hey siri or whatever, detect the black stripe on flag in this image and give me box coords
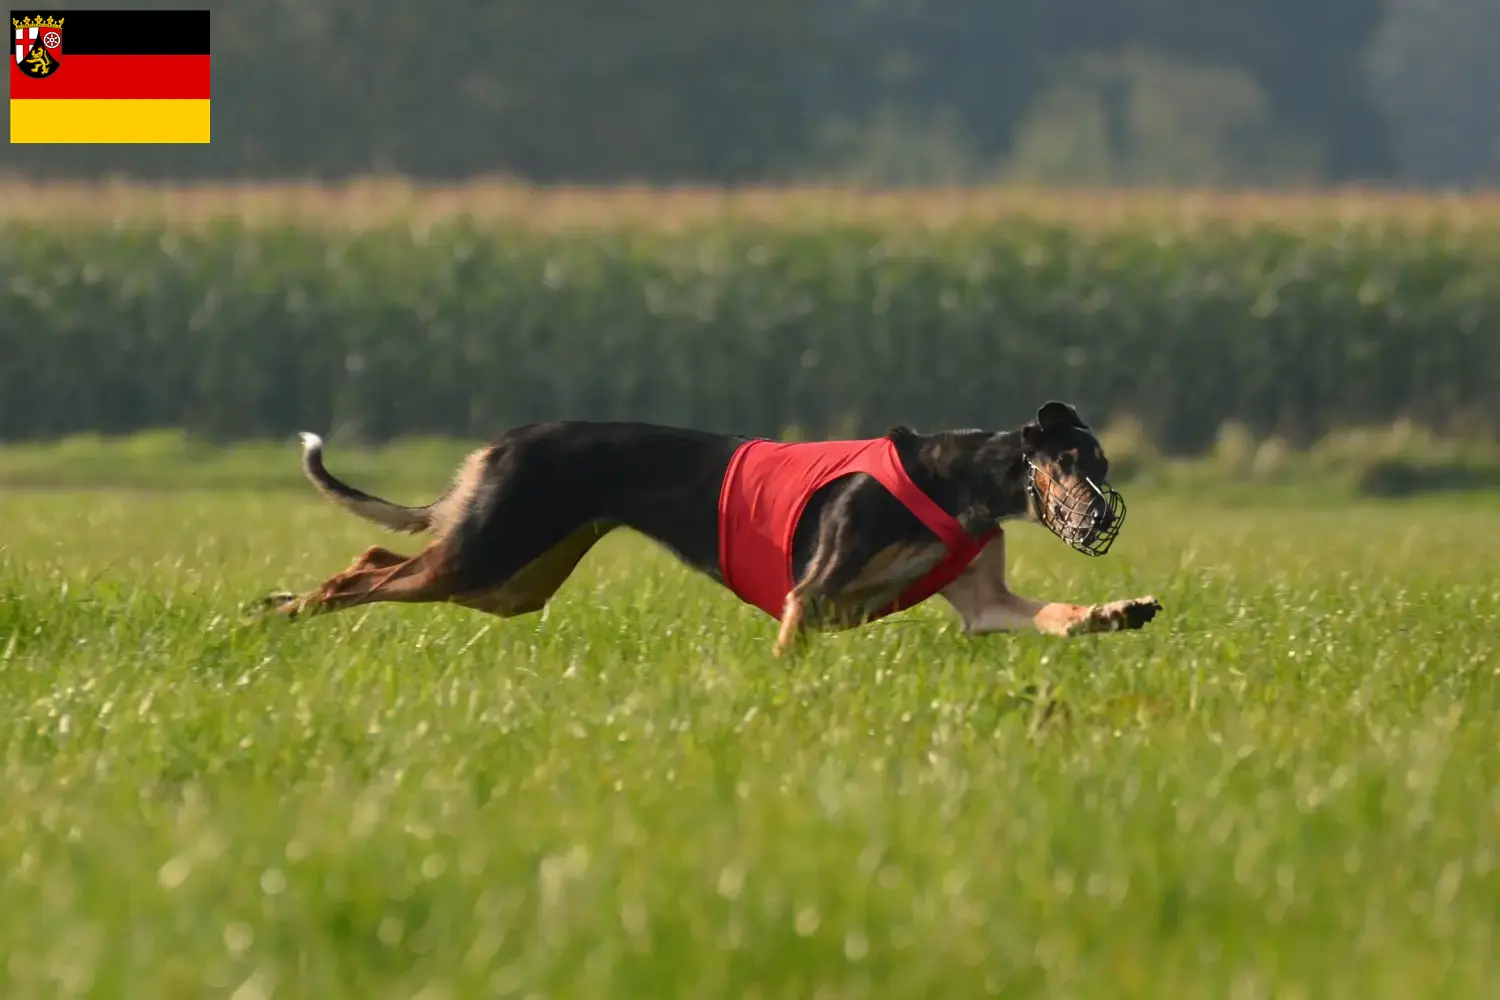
[9,9,209,55]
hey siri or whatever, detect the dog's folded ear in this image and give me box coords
[1036,400,1088,431]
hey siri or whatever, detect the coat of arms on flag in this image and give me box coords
[13,14,62,78]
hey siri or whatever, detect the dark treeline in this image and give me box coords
[3,218,1496,451]
[5,0,1413,185]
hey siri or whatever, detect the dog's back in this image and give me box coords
[301,420,745,580]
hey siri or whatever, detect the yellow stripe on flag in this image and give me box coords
[10,99,210,144]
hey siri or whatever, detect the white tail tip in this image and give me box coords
[298,432,324,453]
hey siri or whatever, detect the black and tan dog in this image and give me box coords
[267,401,1161,653]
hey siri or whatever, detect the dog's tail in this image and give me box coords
[297,432,441,534]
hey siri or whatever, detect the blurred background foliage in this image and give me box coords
[5,0,1500,478]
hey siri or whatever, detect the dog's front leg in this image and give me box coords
[773,591,809,658]
[939,530,1160,637]
[775,539,952,657]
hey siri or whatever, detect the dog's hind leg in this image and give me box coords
[263,545,409,612]
[270,543,464,619]
[272,522,619,623]
[344,545,408,573]
[450,522,617,619]
[938,530,1160,637]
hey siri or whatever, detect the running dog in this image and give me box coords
[266,401,1161,654]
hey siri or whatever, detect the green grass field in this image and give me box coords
[3,478,1499,999]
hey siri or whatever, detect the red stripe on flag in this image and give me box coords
[9,54,210,99]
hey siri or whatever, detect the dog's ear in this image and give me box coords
[1036,400,1087,431]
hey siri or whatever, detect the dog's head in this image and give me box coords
[1019,401,1125,556]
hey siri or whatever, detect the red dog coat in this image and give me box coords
[717,438,997,622]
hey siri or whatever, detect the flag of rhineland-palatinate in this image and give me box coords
[10,9,210,143]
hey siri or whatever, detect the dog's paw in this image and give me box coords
[1100,595,1162,631]
[1075,596,1161,634]
[247,591,301,619]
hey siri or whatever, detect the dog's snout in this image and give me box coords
[1053,485,1113,546]
[1027,456,1125,556]
[1092,500,1115,533]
